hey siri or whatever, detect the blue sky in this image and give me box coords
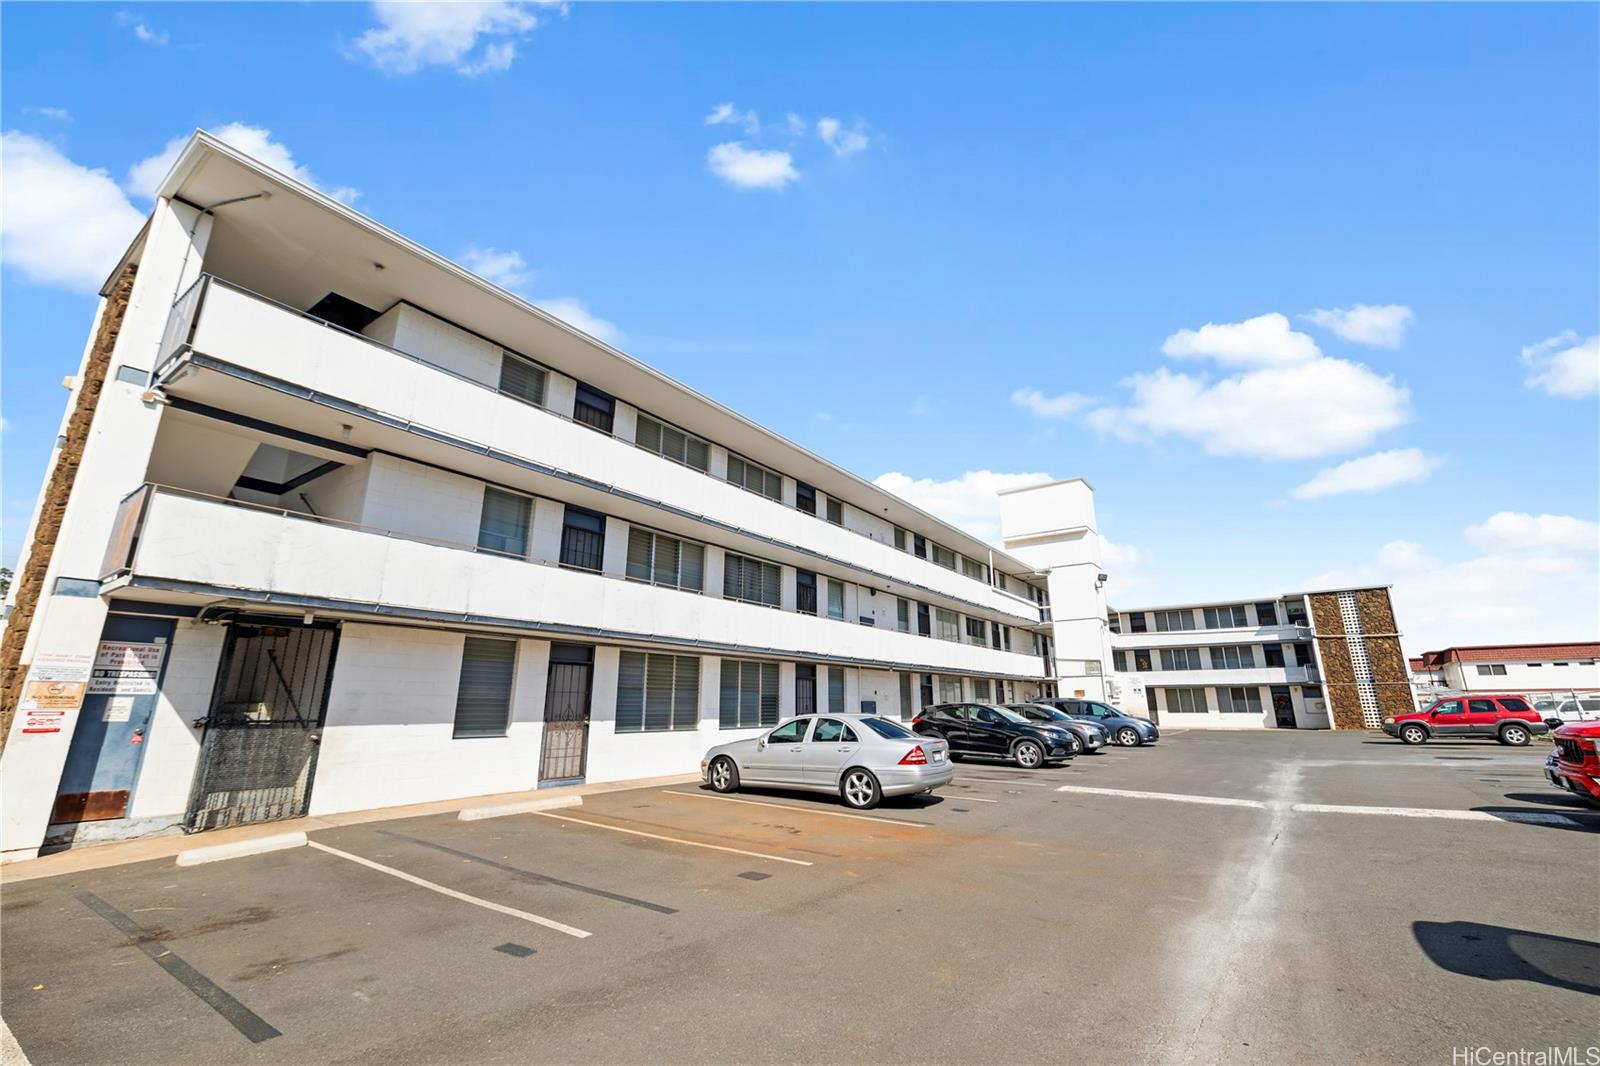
[2,2,1596,651]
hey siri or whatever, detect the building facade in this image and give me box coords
[0,134,1064,859]
[1410,643,1600,704]
[1102,587,1411,730]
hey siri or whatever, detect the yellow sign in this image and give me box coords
[22,680,86,711]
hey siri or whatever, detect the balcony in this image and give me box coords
[154,277,1038,624]
[1108,623,1315,650]
[1121,665,1315,687]
[101,486,1045,680]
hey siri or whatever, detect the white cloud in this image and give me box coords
[1302,304,1414,348]
[1,131,145,293]
[816,116,870,158]
[706,142,798,190]
[1161,312,1321,367]
[1521,330,1599,398]
[872,469,1054,547]
[704,103,760,137]
[785,113,807,138]
[116,11,169,45]
[1086,357,1410,460]
[1011,387,1092,418]
[1464,511,1600,555]
[1290,448,1441,500]
[1310,511,1599,652]
[535,297,622,345]
[28,106,72,122]
[459,246,536,292]
[354,1,545,77]
[127,123,359,204]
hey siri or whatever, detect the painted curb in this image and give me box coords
[175,831,308,867]
[458,795,583,821]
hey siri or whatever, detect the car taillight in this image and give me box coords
[900,745,928,765]
[910,715,923,725]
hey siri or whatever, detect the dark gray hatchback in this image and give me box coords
[1030,698,1160,747]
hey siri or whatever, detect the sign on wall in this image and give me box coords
[17,651,94,732]
[87,640,168,696]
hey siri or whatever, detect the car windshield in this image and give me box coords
[1013,704,1066,720]
[861,717,915,739]
[990,706,1030,724]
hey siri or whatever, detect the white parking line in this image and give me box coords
[1055,785,1598,827]
[661,791,930,828]
[947,794,999,803]
[960,778,1053,788]
[531,811,814,866]
[307,841,592,938]
[1055,785,1265,809]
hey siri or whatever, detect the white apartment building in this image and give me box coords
[1102,587,1412,730]
[1410,643,1600,702]
[0,133,1068,859]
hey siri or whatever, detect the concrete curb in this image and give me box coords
[175,831,308,867]
[458,795,582,821]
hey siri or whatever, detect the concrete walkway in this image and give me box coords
[0,772,700,884]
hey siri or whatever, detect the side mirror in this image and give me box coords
[756,738,767,750]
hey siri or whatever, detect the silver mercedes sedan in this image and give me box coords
[701,714,953,810]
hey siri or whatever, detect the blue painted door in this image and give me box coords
[51,615,174,824]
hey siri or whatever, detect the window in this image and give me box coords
[1255,602,1278,626]
[1165,687,1207,714]
[1216,686,1263,714]
[634,413,709,471]
[935,608,960,642]
[825,497,843,525]
[478,487,531,557]
[1002,626,1011,652]
[1204,605,1249,629]
[917,602,931,637]
[625,527,704,592]
[724,553,782,607]
[913,533,928,559]
[1496,697,1532,712]
[1160,647,1203,671]
[828,667,846,713]
[962,558,987,582]
[797,570,818,615]
[937,677,962,703]
[931,544,957,570]
[796,482,817,515]
[1433,700,1463,715]
[1528,662,1543,668]
[1154,610,1196,632]
[1129,612,1148,634]
[972,678,991,701]
[719,659,780,728]
[1263,643,1285,668]
[1133,650,1154,672]
[1476,664,1508,676]
[616,652,700,732]
[768,718,810,743]
[894,526,908,552]
[499,353,546,406]
[813,718,856,743]
[899,673,914,721]
[990,621,1003,650]
[920,673,934,709]
[452,637,517,738]
[827,579,845,620]
[1112,650,1128,672]
[865,715,914,739]
[559,507,606,572]
[726,454,782,500]
[1467,699,1496,714]
[1294,642,1314,667]
[896,598,910,633]
[795,663,816,715]
[1209,645,1257,670]
[965,617,987,645]
[1147,688,1158,713]
[573,383,614,433]
[1108,613,1122,634]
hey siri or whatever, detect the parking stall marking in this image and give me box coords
[531,811,814,866]
[1055,784,1267,809]
[660,790,932,828]
[76,892,281,1044]
[306,842,593,937]
[957,777,1055,788]
[1057,785,1598,827]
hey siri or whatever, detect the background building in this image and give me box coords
[1409,643,1599,705]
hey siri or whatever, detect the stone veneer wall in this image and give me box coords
[1308,588,1412,729]
[0,268,137,747]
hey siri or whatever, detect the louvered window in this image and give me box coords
[931,544,957,570]
[825,498,843,525]
[797,570,818,614]
[452,637,517,738]
[935,608,960,642]
[726,454,782,500]
[723,553,781,607]
[827,667,846,713]
[498,353,546,406]
[625,527,704,592]
[896,598,910,633]
[560,507,606,572]
[573,384,614,433]
[826,579,845,620]
[719,659,780,728]
[899,672,914,721]
[616,651,700,732]
[635,413,709,472]
[478,488,531,557]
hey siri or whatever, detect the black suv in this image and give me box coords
[911,703,1076,768]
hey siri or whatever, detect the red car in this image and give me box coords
[1381,695,1549,746]
[1545,722,1600,806]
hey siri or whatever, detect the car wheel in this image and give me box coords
[1498,724,1531,747]
[709,756,740,793]
[1399,724,1428,745]
[1116,727,1141,747]
[840,768,881,810]
[1014,740,1044,768]
[1066,736,1083,756]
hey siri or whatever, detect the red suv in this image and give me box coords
[1382,695,1549,746]
[1544,722,1600,806]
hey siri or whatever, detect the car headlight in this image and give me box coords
[1383,717,1395,725]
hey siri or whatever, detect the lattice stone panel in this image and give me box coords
[1338,591,1383,728]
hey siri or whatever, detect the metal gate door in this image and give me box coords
[185,622,339,831]
[539,644,593,784]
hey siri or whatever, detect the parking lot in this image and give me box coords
[3,730,1597,1065]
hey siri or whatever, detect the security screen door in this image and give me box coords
[540,644,594,783]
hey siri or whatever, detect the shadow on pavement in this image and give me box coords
[1468,805,1600,832]
[1413,921,1600,996]
[1500,791,1598,809]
